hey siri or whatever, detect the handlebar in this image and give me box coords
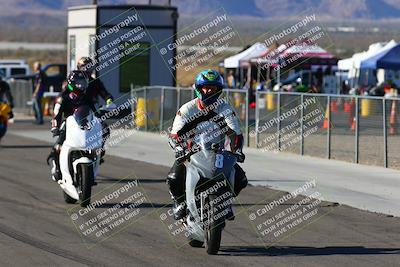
[96,104,117,117]
[176,143,244,164]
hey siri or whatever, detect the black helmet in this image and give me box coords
[77,57,94,73]
[66,70,89,95]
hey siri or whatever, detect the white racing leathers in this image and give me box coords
[169,98,243,153]
[168,98,245,198]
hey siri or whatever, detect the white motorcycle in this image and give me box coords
[57,105,104,207]
[178,123,240,254]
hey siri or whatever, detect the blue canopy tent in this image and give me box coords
[360,44,400,70]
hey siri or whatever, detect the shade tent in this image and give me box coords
[360,44,400,70]
[249,44,333,63]
[359,40,397,68]
[347,52,367,78]
[281,44,334,58]
[356,41,395,68]
[339,40,397,72]
[338,52,365,72]
[224,42,267,68]
[238,46,270,67]
[338,41,390,71]
[248,44,287,66]
[338,57,353,71]
[238,43,337,86]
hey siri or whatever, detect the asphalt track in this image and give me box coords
[0,122,399,267]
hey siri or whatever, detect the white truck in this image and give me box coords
[0,59,30,78]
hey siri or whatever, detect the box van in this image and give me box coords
[0,60,30,78]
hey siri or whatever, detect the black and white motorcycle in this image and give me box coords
[57,105,105,207]
[178,124,240,254]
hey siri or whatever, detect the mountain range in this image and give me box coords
[0,0,399,44]
[2,0,400,27]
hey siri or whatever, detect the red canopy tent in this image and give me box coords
[244,41,337,87]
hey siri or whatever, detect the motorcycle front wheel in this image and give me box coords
[188,239,204,248]
[63,191,77,204]
[79,164,93,207]
[205,194,225,255]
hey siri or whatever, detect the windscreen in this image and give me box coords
[73,105,91,129]
[192,121,224,151]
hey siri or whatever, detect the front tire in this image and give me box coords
[63,191,77,204]
[188,239,204,248]
[79,164,93,207]
[205,194,224,255]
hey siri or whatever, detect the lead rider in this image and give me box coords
[167,69,248,220]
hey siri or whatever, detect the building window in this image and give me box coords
[69,35,76,70]
[119,42,150,93]
[89,35,96,58]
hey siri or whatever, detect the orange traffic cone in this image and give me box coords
[389,100,397,135]
[344,101,351,113]
[323,105,330,129]
[43,98,50,116]
[330,100,338,113]
[351,117,356,131]
[349,98,355,129]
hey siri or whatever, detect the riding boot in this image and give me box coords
[47,148,61,182]
[166,161,187,220]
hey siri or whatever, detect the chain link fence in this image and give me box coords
[131,86,400,169]
[8,79,32,114]
[131,86,249,145]
[255,91,400,169]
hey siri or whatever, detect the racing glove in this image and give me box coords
[105,98,116,110]
[51,127,60,137]
[235,149,245,163]
[174,146,185,160]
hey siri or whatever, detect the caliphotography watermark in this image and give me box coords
[67,178,150,248]
[159,96,241,144]
[82,97,141,153]
[88,25,147,73]
[247,179,333,247]
[158,177,235,248]
[252,11,334,85]
[158,9,241,75]
[250,96,326,153]
[71,11,146,73]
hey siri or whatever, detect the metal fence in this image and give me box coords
[254,91,400,169]
[8,79,32,114]
[131,86,400,169]
[130,86,249,145]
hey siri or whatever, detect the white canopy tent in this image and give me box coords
[338,40,396,75]
[337,57,354,71]
[338,42,386,69]
[341,40,398,87]
[281,44,333,58]
[359,40,398,68]
[223,42,267,68]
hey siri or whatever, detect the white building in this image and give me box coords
[67,4,178,101]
